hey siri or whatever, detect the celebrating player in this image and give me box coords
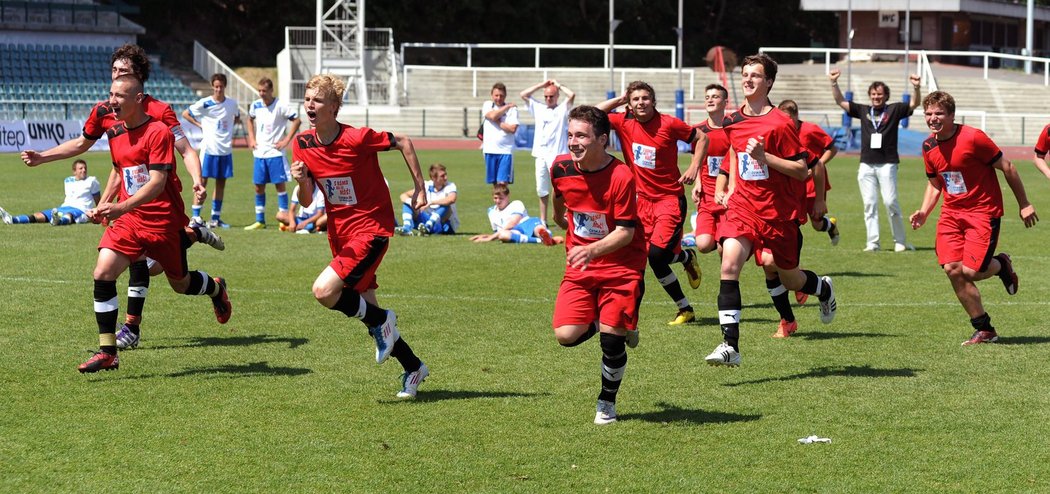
[291,74,430,399]
[550,105,647,425]
[910,91,1038,346]
[688,84,733,255]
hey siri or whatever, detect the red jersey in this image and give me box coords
[551,154,647,274]
[608,111,696,199]
[292,124,397,244]
[107,118,183,231]
[720,106,809,222]
[798,121,834,197]
[693,120,731,206]
[1034,123,1050,157]
[922,125,1004,217]
[83,95,186,142]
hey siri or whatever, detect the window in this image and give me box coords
[898,16,922,44]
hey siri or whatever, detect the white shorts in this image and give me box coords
[535,156,554,197]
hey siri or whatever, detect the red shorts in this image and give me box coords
[552,269,643,330]
[99,221,189,279]
[719,208,802,270]
[329,234,389,292]
[935,211,1000,272]
[696,199,727,237]
[638,194,685,252]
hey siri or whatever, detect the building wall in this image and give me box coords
[836,10,1049,57]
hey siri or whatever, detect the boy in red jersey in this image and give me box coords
[596,81,707,326]
[909,91,1038,346]
[704,54,838,366]
[1033,123,1050,181]
[777,100,840,245]
[551,106,647,425]
[77,75,232,373]
[290,74,430,399]
[20,44,223,351]
[689,84,733,255]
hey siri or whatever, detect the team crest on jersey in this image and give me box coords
[123,164,150,195]
[707,156,723,177]
[573,211,610,239]
[737,152,769,181]
[632,143,657,169]
[319,176,358,205]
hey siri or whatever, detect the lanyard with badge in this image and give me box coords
[869,106,884,149]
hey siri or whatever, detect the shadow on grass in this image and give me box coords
[146,334,309,350]
[824,271,891,278]
[390,389,548,403]
[166,361,312,378]
[794,331,898,341]
[724,365,920,387]
[685,316,773,326]
[620,401,761,425]
[996,336,1050,345]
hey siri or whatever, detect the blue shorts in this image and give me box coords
[253,156,288,185]
[513,217,543,237]
[202,153,234,179]
[485,153,514,184]
[46,206,86,223]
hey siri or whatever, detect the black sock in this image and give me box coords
[598,332,627,403]
[670,249,692,264]
[652,262,690,311]
[94,279,118,355]
[560,322,598,347]
[185,271,219,297]
[390,338,421,373]
[125,260,149,334]
[717,279,742,351]
[766,275,795,323]
[330,289,387,327]
[970,313,994,331]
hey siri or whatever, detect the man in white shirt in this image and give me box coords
[470,184,561,245]
[399,163,459,235]
[520,79,574,226]
[481,82,519,186]
[183,73,241,228]
[1,159,99,225]
[244,77,301,230]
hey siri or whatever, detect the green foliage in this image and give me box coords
[3,148,1050,491]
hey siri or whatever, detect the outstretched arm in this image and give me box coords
[21,136,95,167]
[519,80,547,103]
[908,74,922,111]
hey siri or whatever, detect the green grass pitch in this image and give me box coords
[2,146,1050,492]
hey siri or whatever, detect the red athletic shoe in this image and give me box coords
[773,319,798,338]
[211,277,232,324]
[795,292,809,305]
[962,330,999,346]
[997,254,1018,295]
[78,351,119,373]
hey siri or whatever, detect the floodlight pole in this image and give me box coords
[1025,0,1034,74]
[674,0,684,120]
[608,0,621,99]
[902,0,911,128]
[315,0,323,76]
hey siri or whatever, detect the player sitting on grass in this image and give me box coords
[0,159,99,226]
[398,163,459,235]
[470,184,563,245]
[277,184,327,234]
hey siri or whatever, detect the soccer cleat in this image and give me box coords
[704,342,741,367]
[396,362,430,399]
[368,310,400,364]
[295,229,311,235]
[682,248,702,289]
[594,399,618,425]
[50,208,63,226]
[397,225,413,236]
[538,228,556,246]
[244,221,266,231]
[78,351,119,373]
[195,224,226,251]
[997,253,1018,295]
[211,277,232,324]
[207,219,231,229]
[415,222,429,236]
[863,245,880,252]
[0,206,12,224]
[795,291,809,305]
[818,276,837,324]
[189,216,204,228]
[827,217,840,246]
[667,309,695,326]
[894,242,915,252]
[115,325,140,349]
[625,329,639,349]
[279,224,291,232]
[773,319,798,338]
[962,330,999,346]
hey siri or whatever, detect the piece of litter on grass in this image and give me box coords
[798,435,832,444]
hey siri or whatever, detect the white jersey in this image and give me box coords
[293,185,325,217]
[60,175,100,211]
[481,101,518,154]
[526,99,571,160]
[425,179,460,232]
[188,96,240,156]
[487,199,529,231]
[248,97,298,159]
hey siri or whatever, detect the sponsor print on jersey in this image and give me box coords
[707,155,723,177]
[632,143,658,169]
[573,211,610,239]
[941,171,968,195]
[123,164,150,195]
[320,176,358,206]
[737,152,769,181]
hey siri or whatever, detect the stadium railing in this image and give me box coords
[193,40,256,114]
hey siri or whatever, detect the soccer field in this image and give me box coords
[2,148,1049,492]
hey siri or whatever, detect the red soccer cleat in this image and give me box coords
[211,277,232,324]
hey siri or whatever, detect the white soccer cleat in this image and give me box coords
[49,208,62,226]
[705,342,741,367]
[0,206,11,224]
[594,399,618,425]
[189,216,204,228]
[368,310,400,364]
[819,276,837,324]
[396,362,429,399]
[195,223,226,251]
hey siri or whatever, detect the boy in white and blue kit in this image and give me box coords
[399,163,459,235]
[470,184,561,245]
[244,77,301,230]
[183,73,240,228]
[277,184,326,233]
[0,159,99,226]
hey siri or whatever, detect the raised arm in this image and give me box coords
[21,136,95,167]
[908,74,922,111]
[595,92,627,114]
[828,69,850,112]
[556,80,576,106]
[519,80,548,103]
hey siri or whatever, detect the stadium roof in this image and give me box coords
[800,0,1050,21]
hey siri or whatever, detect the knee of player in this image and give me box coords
[647,244,673,264]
